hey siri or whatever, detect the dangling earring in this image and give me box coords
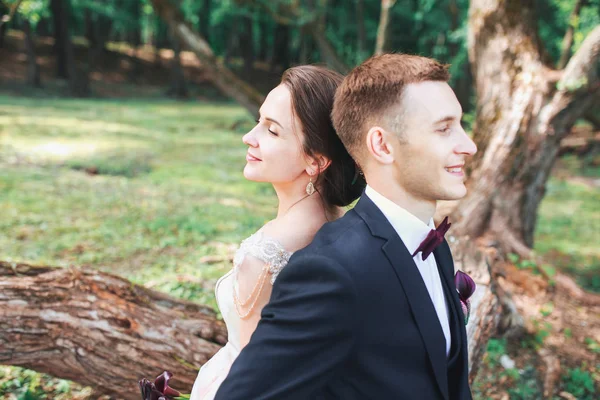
[306,176,315,196]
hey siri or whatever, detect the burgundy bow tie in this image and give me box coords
[412,217,451,261]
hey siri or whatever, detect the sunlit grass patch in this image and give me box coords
[535,177,600,292]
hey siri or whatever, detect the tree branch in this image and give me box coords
[548,25,600,138]
[150,0,264,117]
[557,0,585,70]
[0,261,226,398]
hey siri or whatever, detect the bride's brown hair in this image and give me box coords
[281,65,366,207]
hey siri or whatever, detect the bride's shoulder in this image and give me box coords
[261,216,320,253]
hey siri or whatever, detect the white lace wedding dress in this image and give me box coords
[189,228,293,400]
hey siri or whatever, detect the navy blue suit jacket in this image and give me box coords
[214,195,472,399]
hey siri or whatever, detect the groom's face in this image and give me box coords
[390,81,477,202]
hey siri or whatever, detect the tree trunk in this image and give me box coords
[241,15,254,70]
[23,20,41,87]
[557,0,584,69]
[374,0,396,55]
[0,261,226,399]
[150,0,264,117]
[306,0,349,73]
[130,0,142,48]
[453,2,600,254]
[167,30,188,98]
[0,3,8,49]
[355,0,367,62]
[448,0,600,377]
[258,16,270,62]
[271,23,290,71]
[50,0,68,78]
[199,0,211,44]
[57,0,90,96]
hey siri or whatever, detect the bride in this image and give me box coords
[189,65,366,399]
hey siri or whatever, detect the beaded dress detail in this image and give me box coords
[190,228,292,400]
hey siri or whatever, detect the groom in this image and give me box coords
[215,53,477,399]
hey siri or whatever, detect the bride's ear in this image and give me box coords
[306,154,331,176]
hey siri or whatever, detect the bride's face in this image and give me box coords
[242,84,309,184]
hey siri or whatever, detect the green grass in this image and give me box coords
[0,95,277,310]
[534,175,600,292]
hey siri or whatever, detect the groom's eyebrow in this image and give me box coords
[433,113,464,125]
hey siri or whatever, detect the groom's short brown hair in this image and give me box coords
[332,53,450,163]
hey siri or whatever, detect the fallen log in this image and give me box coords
[0,261,227,398]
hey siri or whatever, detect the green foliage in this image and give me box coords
[506,366,541,400]
[484,337,507,367]
[585,337,600,354]
[562,367,597,400]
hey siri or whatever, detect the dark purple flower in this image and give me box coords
[454,270,476,302]
[139,371,181,400]
[154,371,182,397]
[139,378,166,400]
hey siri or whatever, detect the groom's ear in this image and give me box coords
[306,154,332,175]
[366,126,395,165]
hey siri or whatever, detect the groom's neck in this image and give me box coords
[367,181,436,225]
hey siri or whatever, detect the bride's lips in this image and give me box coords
[246,153,261,162]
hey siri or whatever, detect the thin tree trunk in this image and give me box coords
[0,261,226,399]
[355,0,367,62]
[258,16,269,62]
[557,0,585,69]
[199,0,211,44]
[271,23,290,71]
[241,15,254,70]
[167,30,188,98]
[374,0,396,55]
[23,20,41,87]
[56,0,90,96]
[0,3,8,48]
[50,0,68,78]
[150,0,264,116]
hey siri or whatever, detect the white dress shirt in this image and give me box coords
[365,185,451,356]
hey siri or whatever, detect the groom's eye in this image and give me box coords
[437,126,451,135]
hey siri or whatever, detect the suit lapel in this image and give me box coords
[354,196,449,400]
[434,242,465,362]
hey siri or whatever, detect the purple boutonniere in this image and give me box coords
[139,371,189,400]
[454,270,476,325]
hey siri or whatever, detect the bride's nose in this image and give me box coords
[242,129,258,147]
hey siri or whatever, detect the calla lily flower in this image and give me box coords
[139,371,184,400]
[154,371,182,397]
[454,270,476,302]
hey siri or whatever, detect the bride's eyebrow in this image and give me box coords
[264,117,284,129]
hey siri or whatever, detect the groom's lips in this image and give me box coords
[445,164,464,176]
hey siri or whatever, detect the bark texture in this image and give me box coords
[0,261,226,398]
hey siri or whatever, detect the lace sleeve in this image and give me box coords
[232,231,293,320]
[234,231,293,284]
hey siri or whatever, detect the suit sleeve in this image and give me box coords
[214,253,357,400]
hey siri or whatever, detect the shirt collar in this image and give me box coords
[365,185,435,255]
